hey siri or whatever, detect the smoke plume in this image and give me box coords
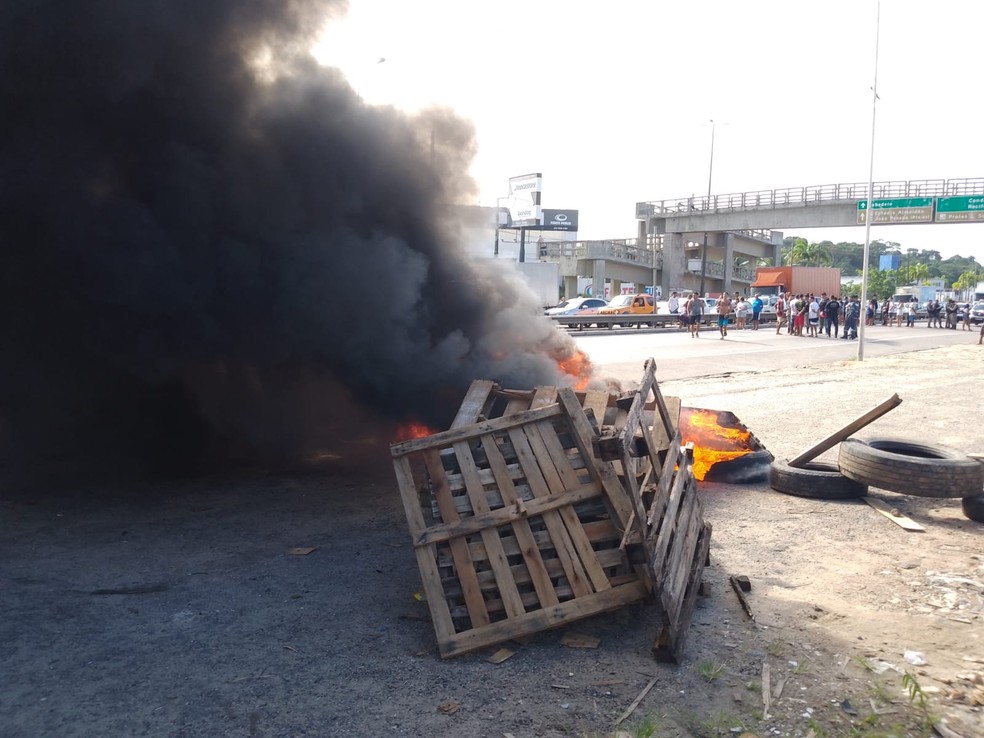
[0,0,580,479]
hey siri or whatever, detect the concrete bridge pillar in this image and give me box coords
[612,279,623,297]
[661,232,686,297]
[591,260,607,301]
[722,232,735,295]
[564,275,578,298]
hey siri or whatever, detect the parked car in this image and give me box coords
[598,293,655,315]
[970,301,984,325]
[544,297,608,316]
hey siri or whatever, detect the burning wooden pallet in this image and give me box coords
[390,359,710,662]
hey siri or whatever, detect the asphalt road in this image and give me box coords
[570,321,980,384]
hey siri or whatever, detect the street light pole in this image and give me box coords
[857,0,881,361]
[698,119,715,297]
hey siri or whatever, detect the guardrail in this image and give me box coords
[641,177,984,216]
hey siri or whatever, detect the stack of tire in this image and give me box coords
[770,438,984,523]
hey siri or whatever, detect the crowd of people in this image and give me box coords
[663,290,983,343]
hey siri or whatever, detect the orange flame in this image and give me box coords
[553,348,594,391]
[678,408,754,481]
[394,422,435,441]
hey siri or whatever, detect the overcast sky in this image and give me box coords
[315,0,984,261]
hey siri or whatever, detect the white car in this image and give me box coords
[544,297,609,316]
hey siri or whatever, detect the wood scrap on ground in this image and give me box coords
[862,497,926,531]
[787,394,902,467]
[613,675,659,726]
[729,576,755,620]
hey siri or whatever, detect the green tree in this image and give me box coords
[866,268,898,300]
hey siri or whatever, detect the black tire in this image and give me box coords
[838,438,984,498]
[962,494,984,523]
[769,459,867,500]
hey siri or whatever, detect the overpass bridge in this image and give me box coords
[634,177,984,297]
[537,229,781,300]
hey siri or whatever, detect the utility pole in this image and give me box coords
[857,0,881,361]
[698,119,715,297]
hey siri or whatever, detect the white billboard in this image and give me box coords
[506,172,542,228]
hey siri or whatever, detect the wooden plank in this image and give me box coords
[862,496,926,531]
[422,450,491,628]
[450,380,497,428]
[617,360,654,452]
[392,456,457,641]
[453,440,526,619]
[556,387,638,530]
[646,440,681,529]
[788,394,902,467]
[581,390,611,429]
[506,423,593,598]
[529,416,612,593]
[479,433,560,609]
[391,403,563,456]
[649,396,681,452]
[415,479,605,547]
[650,460,692,578]
[652,522,712,662]
[439,580,650,658]
[661,486,703,626]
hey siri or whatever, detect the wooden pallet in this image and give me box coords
[391,387,649,658]
[392,359,709,661]
[646,440,713,662]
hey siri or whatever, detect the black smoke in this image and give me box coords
[0,0,578,480]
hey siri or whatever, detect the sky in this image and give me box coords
[314,0,984,261]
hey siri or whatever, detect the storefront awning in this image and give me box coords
[751,272,786,288]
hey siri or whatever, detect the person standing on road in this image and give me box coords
[751,294,763,330]
[927,299,942,328]
[843,296,861,339]
[668,291,683,330]
[685,293,704,337]
[807,294,820,337]
[906,301,917,327]
[775,293,787,334]
[735,295,750,330]
[824,295,841,338]
[716,293,733,339]
[963,303,973,331]
[945,299,958,329]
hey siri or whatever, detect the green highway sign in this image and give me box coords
[856,197,935,224]
[935,195,984,222]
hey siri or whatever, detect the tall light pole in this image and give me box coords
[857,0,881,360]
[698,119,715,297]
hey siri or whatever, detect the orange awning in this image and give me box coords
[751,272,786,288]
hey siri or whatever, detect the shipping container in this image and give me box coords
[751,267,842,297]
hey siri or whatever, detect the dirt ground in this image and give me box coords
[2,344,982,738]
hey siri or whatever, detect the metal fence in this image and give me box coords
[643,177,984,216]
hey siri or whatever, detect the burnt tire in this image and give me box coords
[769,459,867,500]
[963,494,984,523]
[838,438,984,498]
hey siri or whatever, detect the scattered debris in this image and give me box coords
[761,661,772,720]
[486,648,515,664]
[904,650,928,666]
[436,700,461,715]
[841,698,857,715]
[733,575,752,592]
[560,632,600,649]
[862,497,925,531]
[286,546,317,556]
[730,576,755,621]
[613,675,658,726]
